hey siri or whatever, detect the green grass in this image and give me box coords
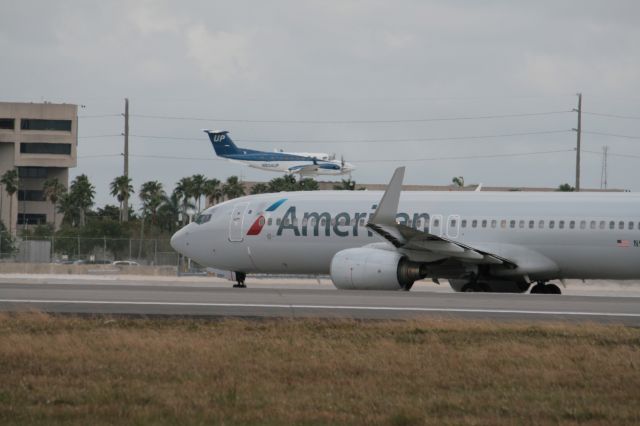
[0,313,639,425]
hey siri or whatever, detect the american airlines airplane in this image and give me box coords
[170,167,640,294]
[204,130,355,176]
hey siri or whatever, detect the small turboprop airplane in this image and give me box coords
[170,167,640,294]
[204,130,355,176]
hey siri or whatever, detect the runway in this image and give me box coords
[1,276,639,324]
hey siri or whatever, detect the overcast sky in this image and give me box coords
[2,1,640,208]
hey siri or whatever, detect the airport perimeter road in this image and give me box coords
[1,278,640,324]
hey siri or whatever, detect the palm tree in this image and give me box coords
[157,192,182,232]
[267,175,298,193]
[223,176,246,200]
[57,191,78,226]
[70,174,95,227]
[174,177,194,225]
[110,175,134,222]
[191,174,206,213]
[452,176,464,188]
[42,178,66,229]
[1,169,19,234]
[139,181,165,225]
[250,183,270,194]
[203,178,223,207]
[333,179,356,190]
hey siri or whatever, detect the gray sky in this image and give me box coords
[2,0,640,208]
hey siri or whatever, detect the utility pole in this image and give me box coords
[600,146,609,190]
[573,93,582,192]
[123,98,130,222]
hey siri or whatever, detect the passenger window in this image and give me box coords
[472,220,478,228]
[500,220,507,229]
[519,220,524,229]
[538,220,544,229]
[461,220,467,228]
[509,220,516,228]
[359,218,365,226]
[630,222,635,230]
[321,218,327,226]
[599,221,605,230]
[559,221,564,229]
[276,218,281,226]
[579,221,586,229]
[570,221,575,229]
[482,220,487,228]
[491,220,497,229]
[529,220,534,229]
[590,221,596,229]
[549,220,555,229]
[284,218,290,226]
[415,219,421,228]
[268,218,273,226]
[450,219,457,227]
[609,221,615,230]
[619,221,624,230]
[434,219,440,227]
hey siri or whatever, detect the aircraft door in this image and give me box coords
[229,203,249,242]
[430,214,443,236]
[447,215,460,238]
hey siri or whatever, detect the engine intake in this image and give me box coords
[330,247,424,290]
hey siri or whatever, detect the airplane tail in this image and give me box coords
[204,130,240,156]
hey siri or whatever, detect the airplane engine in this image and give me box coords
[330,247,425,290]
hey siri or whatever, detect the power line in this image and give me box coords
[583,111,640,120]
[76,149,574,162]
[78,114,122,118]
[78,129,571,144]
[583,130,640,140]
[129,110,573,124]
[584,149,640,159]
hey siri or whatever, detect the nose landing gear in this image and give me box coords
[233,271,247,288]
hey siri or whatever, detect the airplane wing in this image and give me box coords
[365,168,516,267]
[288,164,320,174]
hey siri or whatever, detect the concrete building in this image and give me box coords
[0,102,78,235]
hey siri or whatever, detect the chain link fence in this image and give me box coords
[0,234,179,266]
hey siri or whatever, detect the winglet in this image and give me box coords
[369,167,405,226]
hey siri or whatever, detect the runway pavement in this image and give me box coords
[0,275,639,324]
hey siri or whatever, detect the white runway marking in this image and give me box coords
[1,299,639,318]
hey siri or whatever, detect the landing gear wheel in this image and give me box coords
[462,282,489,292]
[546,284,561,294]
[234,272,247,289]
[530,282,561,295]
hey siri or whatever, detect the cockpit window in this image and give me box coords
[195,213,212,224]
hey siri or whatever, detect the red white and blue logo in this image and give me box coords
[246,198,287,236]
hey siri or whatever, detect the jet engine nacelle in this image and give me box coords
[330,247,424,290]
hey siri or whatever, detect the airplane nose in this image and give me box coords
[170,228,187,254]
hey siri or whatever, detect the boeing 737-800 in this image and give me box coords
[205,130,355,176]
[170,167,640,294]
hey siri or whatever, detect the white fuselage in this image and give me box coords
[170,191,640,281]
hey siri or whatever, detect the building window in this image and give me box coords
[18,190,45,202]
[18,167,48,179]
[0,118,15,130]
[20,143,71,155]
[20,119,72,131]
[17,213,47,225]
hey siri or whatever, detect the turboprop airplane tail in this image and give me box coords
[204,130,240,157]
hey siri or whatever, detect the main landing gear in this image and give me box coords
[530,281,561,295]
[233,271,247,288]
